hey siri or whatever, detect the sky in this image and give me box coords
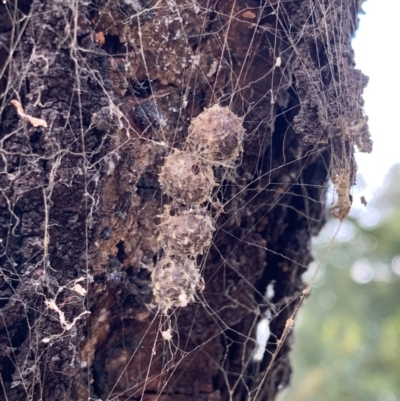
[352,0,400,205]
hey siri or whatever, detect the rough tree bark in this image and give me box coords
[0,1,371,400]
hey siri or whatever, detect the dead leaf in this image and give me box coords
[95,31,105,47]
[10,99,48,128]
[72,283,87,296]
[242,10,256,19]
[330,169,352,221]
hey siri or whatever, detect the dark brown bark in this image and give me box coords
[0,1,371,400]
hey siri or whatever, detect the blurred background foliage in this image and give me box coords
[279,163,400,401]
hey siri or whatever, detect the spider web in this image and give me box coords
[0,0,372,400]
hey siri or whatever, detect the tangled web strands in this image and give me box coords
[153,104,245,312]
[0,1,371,401]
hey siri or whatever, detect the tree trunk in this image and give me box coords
[0,1,371,400]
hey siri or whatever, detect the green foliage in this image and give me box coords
[279,164,400,401]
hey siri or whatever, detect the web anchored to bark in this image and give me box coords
[0,1,371,400]
[153,105,245,311]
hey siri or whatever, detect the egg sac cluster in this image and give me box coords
[152,104,245,312]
